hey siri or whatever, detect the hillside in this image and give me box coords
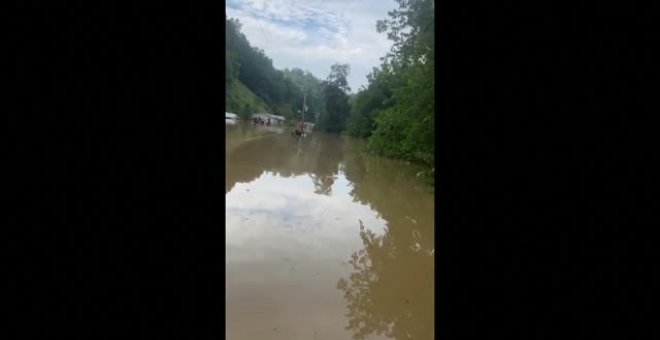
[226,18,323,122]
[225,80,270,118]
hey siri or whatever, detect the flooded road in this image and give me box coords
[226,122,435,340]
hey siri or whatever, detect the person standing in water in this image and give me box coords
[298,119,305,136]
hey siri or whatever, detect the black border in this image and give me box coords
[437,2,657,338]
[9,1,658,339]
[10,3,227,338]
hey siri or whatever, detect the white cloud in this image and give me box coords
[226,172,388,263]
[227,0,398,92]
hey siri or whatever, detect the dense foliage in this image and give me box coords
[225,17,321,121]
[226,0,434,170]
[281,68,325,123]
[316,64,352,133]
[346,0,435,168]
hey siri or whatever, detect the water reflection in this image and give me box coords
[336,144,435,340]
[337,220,434,340]
[309,135,343,196]
[226,128,344,195]
[226,122,434,340]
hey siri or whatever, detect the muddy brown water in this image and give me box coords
[226,122,434,340]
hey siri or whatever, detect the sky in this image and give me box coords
[226,0,398,93]
[226,171,387,261]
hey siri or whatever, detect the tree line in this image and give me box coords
[226,18,322,122]
[346,0,434,168]
[226,16,352,127]
[226,0,434,170]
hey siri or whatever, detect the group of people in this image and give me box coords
[292,119,306,137]
[251,115,308,136]
[252,117,272,126]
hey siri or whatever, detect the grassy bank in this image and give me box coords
[225,80,270,118]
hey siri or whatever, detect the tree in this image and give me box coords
[363,0,435,167]
[325,64,351,93]
[346,65,400,138]
[226,17,325,120]
[225,18,241,83]
[282,68,325,123]
[317,64,351,133]
[376,0,434,68]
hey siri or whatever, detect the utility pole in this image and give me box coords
[302,91,306,123]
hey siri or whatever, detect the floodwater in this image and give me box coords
[226,122,434,340]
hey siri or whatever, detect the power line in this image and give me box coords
[256,17,268,43]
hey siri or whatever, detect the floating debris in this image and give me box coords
[406,216,418,224]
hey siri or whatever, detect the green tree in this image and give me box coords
[282,68,325,123]
[226,17,317,119]
[364,0,435,167]
[317,64,351,133]
[346,65,400,138]
[225,18,241,83]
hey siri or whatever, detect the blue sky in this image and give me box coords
[226,0,398,93]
